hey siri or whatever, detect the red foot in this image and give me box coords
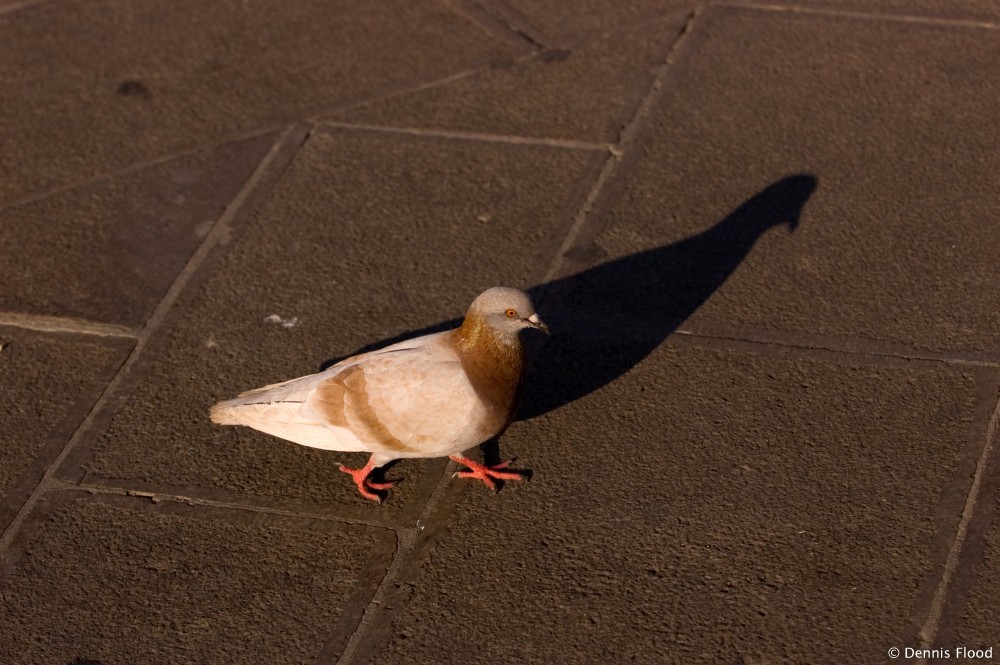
[338,459,398,503]
[449,455,527,492]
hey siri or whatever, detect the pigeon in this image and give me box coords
[209,287,549,502]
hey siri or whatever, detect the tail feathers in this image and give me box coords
[208,398,303,428]
[209,400,244,425]
[207,398,361,452]
[211,373,324,426]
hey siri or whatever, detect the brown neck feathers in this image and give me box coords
[452,314,527,428]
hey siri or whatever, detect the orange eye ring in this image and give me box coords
[505,308,517,318]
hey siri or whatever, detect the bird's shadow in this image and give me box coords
[323,174,817,453]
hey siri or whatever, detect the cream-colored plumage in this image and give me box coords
[210,287,548,502]
[212,331,493,461]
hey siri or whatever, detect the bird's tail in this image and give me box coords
[209,400,244,425]
[209,373,318,426]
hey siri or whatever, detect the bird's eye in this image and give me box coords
[505,308,517,318]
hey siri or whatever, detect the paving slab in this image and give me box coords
[0,0,518,206]
[331,16,685,144]
[0,134,276,328]
[0,329,128,533]
[570,6,1000,355]
[64,128,599,522]
[0,491,395,665]
[358,339,985,664]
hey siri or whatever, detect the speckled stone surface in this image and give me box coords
[571,7,1000,354]
[0,493,395,665]
[0,330,126,532]
[362,341,981,664]
[0,0,517,205]
[332,17,686,144]
[0,134,275,327]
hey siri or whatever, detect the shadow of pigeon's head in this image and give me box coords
[745,173,817,234]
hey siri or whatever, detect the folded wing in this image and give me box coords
[209,332,485,456]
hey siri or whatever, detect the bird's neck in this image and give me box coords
[452,314,527,411]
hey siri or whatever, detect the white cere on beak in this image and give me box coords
[527,312,550,334]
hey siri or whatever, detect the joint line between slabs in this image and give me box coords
[538,6,703,287]
[54,480,396,531]
[320,121,612,152]
[0,125,308,556]
[0,125,286,215]
[672,329,1000,368]
[0,0,53,16]
[0,313,137,339]
[437,0,546,50]
[332,462,460,665]
[311,58,531,121]
[917,392,1000,654]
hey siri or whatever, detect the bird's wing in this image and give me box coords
[302,341,485,456]
[217,331,453,407]
[210,331,482,454]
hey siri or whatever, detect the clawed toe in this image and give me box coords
[364,478,398,491]
[449,455,528,492]
[338,460,399,503]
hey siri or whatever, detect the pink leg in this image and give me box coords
[337,458,398,503]
[449,455,527,493]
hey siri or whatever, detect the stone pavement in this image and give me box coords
[1,0,999,663]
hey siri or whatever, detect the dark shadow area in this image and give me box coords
[521,173,817,418]
[323,175,817,423]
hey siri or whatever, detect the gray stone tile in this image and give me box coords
[70,128,598,519]
[573,7,1000,353]
[331,17,685,144]
[0,134,275,327]
[0,330,127,532]
[0,0,517,205]
[0,492,394,665]
[361,340,982,664]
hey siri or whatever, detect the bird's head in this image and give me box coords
[462,287,549,346]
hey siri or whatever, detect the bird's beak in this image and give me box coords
[527,313,550,334]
